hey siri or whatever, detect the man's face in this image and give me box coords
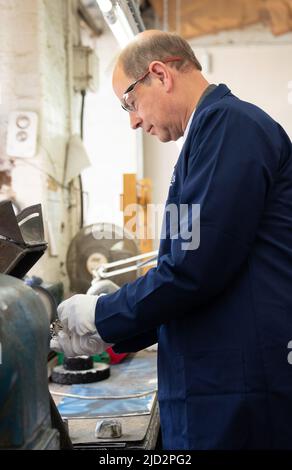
[112,65,183,143]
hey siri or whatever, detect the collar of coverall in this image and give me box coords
[182,84,218,144]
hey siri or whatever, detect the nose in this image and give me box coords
[129,112,142,130]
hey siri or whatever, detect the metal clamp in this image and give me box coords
[92,250,158,281]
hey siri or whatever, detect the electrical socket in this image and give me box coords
[6,111,38,158]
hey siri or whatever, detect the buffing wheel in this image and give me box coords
[51,362,110,385]
[63,356,93,371]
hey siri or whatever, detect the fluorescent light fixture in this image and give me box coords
[96,0,144,47]
[97,0,112,13]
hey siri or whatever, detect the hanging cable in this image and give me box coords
[80,90,86,140]
[79,89,86,229]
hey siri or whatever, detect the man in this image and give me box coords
[51,30,292,449]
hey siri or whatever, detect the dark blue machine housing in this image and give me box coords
[0,274,59,449]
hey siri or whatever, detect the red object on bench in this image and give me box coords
[106,347,128,364]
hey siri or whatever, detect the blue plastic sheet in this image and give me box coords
[57,354,157,418]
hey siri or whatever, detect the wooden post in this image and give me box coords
[120,173,153,274]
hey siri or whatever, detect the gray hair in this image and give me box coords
[118,31,202,81]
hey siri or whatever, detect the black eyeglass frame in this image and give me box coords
[121,56,183,112]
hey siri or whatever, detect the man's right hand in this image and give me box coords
[50,330,111,357]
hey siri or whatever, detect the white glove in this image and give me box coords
[50,294,113,357]
[50,330,111,357]
[57,294,98,336]
[87,279,119,296]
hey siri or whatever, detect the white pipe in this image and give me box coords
[51,389,157,400]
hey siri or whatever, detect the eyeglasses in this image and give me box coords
[121,56,182,112]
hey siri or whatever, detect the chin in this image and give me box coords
[157,128,180,143]
[158,136,171,143]
[157,132,172,143]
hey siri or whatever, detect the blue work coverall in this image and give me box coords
[95,84,292,449]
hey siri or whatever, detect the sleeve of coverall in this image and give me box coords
[112,329,158,354]
[96,105,277,347]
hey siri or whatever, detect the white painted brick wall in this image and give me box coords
[0,0,81,288]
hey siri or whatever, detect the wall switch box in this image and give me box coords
[73,46,99,92]
[6,111,38,158]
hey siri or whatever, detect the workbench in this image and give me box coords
[49,350,160,450]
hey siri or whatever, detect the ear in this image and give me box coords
[148,61,173,92]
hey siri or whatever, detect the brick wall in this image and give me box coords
[0,0,81,287]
